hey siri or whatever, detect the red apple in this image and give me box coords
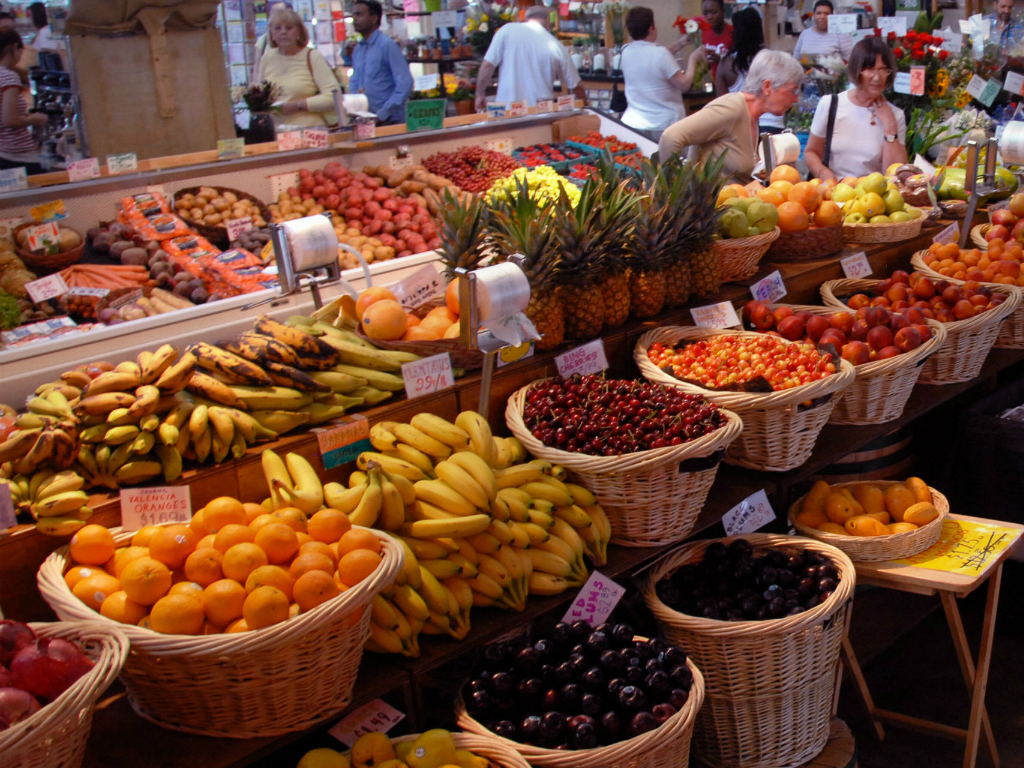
[941,285,962,305]
[841,341,871,365]
[903,307,925,324]
[992,208,1018,228]
[742,300,760,322]
[889,313,911,332]
[987,223,1011,242]
[10,638,93,702]
[866,325,894,351]
[894,326,922,351]
[806,315,831,342]
[0,688,41,729]
[872,279,893,296]
[1010,193,1024,218]
[1012,218,1024,243]
[777,315,806,341]
[0,621,35,666]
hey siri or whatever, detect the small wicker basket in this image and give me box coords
[37,525,404,738]
[506,380,744,547]
[457,657,705,768]
[171,186,271,249]
[14,223,85,273]
[788,480,949,561]
[819,277,1021,384]
[910,249,1024,350]
[714,227,780,283]
[357,299,486,370]
[766,224,843,262]
[841,208,927,243]
[0,621,129,768]
[643,534,856,768]
[971,223,991,250]
[635,328,855,472]
[390,732,532,768]
[768,304,947,425]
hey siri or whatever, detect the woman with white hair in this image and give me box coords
[658,49,803,183]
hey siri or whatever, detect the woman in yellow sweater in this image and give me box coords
[258,6,339,128]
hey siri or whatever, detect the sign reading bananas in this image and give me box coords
[317,415,371,470]
[120,486,192,531]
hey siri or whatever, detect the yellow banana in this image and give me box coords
[467,532,502,555]
[348,471,368,487]
[527,509,555,530]
[490,495,511,522]
[104,425,140,445]
[487,519,515,546]
[131,431,155,455]
[554,504,594,530]
[31,490,90,518]
[566,482,598,507]
[385,471,416,507]
[447,451,498,503]
[329,365,404,391]
[494,461,549,489]
[356,451,429,482]
[454,410,494,466]
[531,499,555,514]
[282,452,324,514]
[193,426,213,463]
[401,537,450,561]
[529,572,573,596]
[506,436,527,464]
[385,444,436,478]
[348,468,382,527]
[127,385,161,419]
[80,370,140,398]
[527,548,574,578]
[378,474,406,531]
[206,407,236,445]
[139,413,160,433]
[550,516,586,559]
[324,481,366,513]
[409,413,471,450]
[477,554,511,587]
[230,432,248,460]
[497,488,531,521]
[369,422,399,451]
[158,422,179,447]
[413,479,477,517]
[387,582,430,622]
[188,404,210,442]
[420,558,464,580]
[226,384,309,411]
[434,460,490,510]
[393,423,451,459]
[224,408,261,444]
[517,521,551,546]
[495,544,528,584]
[491,436,513,470]
[162,400,196,429]
[35,516,87,536]
[522,480,573,508]
[466,572,504,600]
[138,344,179,384]
[443,576,474,614]
[371,594,402,630]
[249,410,311,436]
[154,444,183,483]
[368,622,405,655]
[211,430,231,463]
[189,341,274,386]
[115,460,164,484]
[352,386,392,406]
[154,352,197,394]
[504,521,532,549]
[395,538,422,590]
[410,499,458,521]
[73,392,136,417]
[400,514,491,539]
[262,449,293,508]
[35,470,80,499]
[453,537,479,566]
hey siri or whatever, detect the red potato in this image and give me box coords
[398,250,413,257]
[299,169,312,179]
[382,221,396,234]
[394,239,406,251]
[366,220,383,235]
[325,194,341,210]
[344,207,363,220]
[379,234,396,247]
[299,178,315,193]
[373,188,392,202]
[360,189,374,203]
[287,186,300,197]
[398,205,415,216]
[374,209,393,221]
[383,199,400,212]
[428,237,442,250]
[367,178,383,189]
[420,225,437,241]
[364,201,381,215]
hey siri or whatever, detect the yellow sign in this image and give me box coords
[891,519,1021,576]
[30,199,67,223]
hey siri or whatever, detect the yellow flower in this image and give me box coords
[481,13,489,21]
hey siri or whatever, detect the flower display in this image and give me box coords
[464,1,516,56]
[231,81,283,113]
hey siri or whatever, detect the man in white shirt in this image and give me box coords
[474,6,584,112]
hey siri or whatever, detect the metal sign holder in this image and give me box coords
[959,137,999,250]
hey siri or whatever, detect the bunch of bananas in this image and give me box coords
[0,469,93,535]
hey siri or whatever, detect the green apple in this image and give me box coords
[832,183,857,203]
[854,183,868,199]
[883,189,905,215]
[863,172,887,196]
[747,226,762,236]
[889,210,913,222]
[904,206,923,219]
[724,197,753,214]
[845,212,868,223]
[869,214,892,224]
[746,200,779,234]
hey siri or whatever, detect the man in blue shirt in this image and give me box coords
[350,0,413,124]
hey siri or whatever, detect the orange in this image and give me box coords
[148,525,198,570]
[64,565,99,590]
[722,182,749,199]
[202,579,247,626]
[72,572,122,611]
[120,557,172,605]
[272,507,308,534]
[308,509,352,544]
[214,523,256,554]
[202,621,224,635]
[406,313,422,329]
[254,522,300,564]
[425,305,459,324]
[170,568,190,584]
[189,509,210,537]
[444,322,462,339]
[768,179,794,198]
[445,279,460,315]
[355,286,398,320]
[109,546,147,577]
[777,201,810,233]
[149,593,205,635]
[755,188,785,207]
[337,528,382,557]
[100,590,149,625]
[245,564,295,600]
[248,513,277,533]
[69,524,116,566]
[787,182,822,214]
[183,547,224,586]
[290,602,302,618]
[295,532,313,547]
[242,502,265,524]
[300,540,338,566]
[419,315,453,336]
[243,585,290,630]
[289,551,335,581]
[203,497,247,533]
[197,534,216,550]
[168,581,205,598]
[137,616,152,630]
[813,201,842,227]
[225,618,249,633]
[770,164,801,185]
[403,325,441,341]
[131,525,161,548]
[222,542,269,583]
[294,570,341,612]
[337,549,383,587]
[361,299,410,341]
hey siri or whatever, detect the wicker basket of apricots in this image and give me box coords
[911,239,1024,350]
[789,478,948,561]
[37,499,404,738]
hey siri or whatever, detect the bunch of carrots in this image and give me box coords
[59,264,151,290]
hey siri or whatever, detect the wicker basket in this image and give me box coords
[767,304,947,425]
[971,223,991,250]
[506,381,744,547]
[1,621,129,768]
[714,227,780,283]
[14,223,85,273]
[171,186,271,249]
[766,224,843,262]
[457,657,705,768]
[634,328,855,472]
[841,208,927,243]
[788,481,948,561]
[390,732,532,768]
[357,299,486,371]
[37,525,404,738]
[820,278,1021,384]
[910,249,1024,350]
[643,534,856,768]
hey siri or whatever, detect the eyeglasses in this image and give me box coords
[863,66,892,78]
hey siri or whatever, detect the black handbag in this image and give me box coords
[806,89,839,181]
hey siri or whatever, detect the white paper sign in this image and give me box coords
[722,488,776,536]
[536,99,555,112]
[486,103,507,119]
[940,32,963,53]
[303,128,329,148]
[119,486,192,531]
[106,152,138,175]
[277,130,303,151]
[67,287,110,298]
[893,71,912,95]
[827,14,857,33]
[965,74,989,101]
[1005,71,1024,96]
[562,571,625,626]
[269,171,300,201]
[68,158,100,183]
[388,155,416,170]
[25,221,60,251]
[913,153,937,179]
[431,10,458,26]
[841,252,872,279]
[226,217,254,241]
[555,339,609,378]
[0,483,16,532]
[25,273,70,304]
[390,264,444,309]
[959,19,973,34]
[414,73,439,91]
[933,222,960,245]
[402,353,454,398]
[509,99,528,117]
[0,166,28,192]
[328,699,405,747]
[483,136,513,155]
[691,301,741,329]
[750,270,786,303]
[557,95,575,111]
[878,16,907,37]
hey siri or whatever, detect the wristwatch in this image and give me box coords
[884,133,898,143]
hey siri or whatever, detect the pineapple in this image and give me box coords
[627,160,687,318]
[436,188,489,280]
[679,152,727,297]
[553,181,613,341]
[489,180,565,351]
[591,153,639,327]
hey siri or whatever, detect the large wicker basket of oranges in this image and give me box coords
[37,515,404,738]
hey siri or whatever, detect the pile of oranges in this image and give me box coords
[719,165,843,233]
[63,497,384,635]
[921,239,1024,286]
[357,282,461,342]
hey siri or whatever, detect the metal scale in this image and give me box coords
[957,137,1001,250]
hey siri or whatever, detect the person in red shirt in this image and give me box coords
[701,0,734,78]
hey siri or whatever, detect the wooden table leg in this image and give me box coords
[840,635,885,741]
[961,564,1003,768]
[941,588,1000,768]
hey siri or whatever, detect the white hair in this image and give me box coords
[740,49,805,95]
[524,6,550,22]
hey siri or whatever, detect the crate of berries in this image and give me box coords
[567,131,641,159]
[513,142,596,172]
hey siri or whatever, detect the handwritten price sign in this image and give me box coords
[106,152,138,175]
[933,222,960,245]
[119,487,192,532]
[329,699,405,747]
[225,217,254,242]
[402,353,454,399]
[317,415,371,470]
[509,100,528,117]
[563,571,625,626]
[25,272,69,304]
[389,264,443,309]
[690,301,741,329]
[750,270,786,304]
[722,488,775,536]
[277,130,303,151]
[841,252,872,279]
[303,128,329,149]
[555,339,609,378]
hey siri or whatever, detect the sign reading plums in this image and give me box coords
[563,571,625,626]
[722,489,776,536]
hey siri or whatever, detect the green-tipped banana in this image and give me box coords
[154,444,183,483]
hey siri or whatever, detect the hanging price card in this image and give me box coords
[722,488,776,536]
[329,699,405,747]
[269,171,300,200]
[827,14,857,33]
[893,72,912,95]
[317,415,371,470]
[67,158,100,183]
[30,200,67,222]
[910,66,926,96]
[106,152,138,174]
[940,32,963,53]
[217,138,246,160]
[414,73,439,91]
[25,221,60,251]
[690,301,741,329]
[402,353,454,399]
[978,79,1001,107]
[277,130,303,151]
[483,136,513,155]
[25,273,69,303]
[1005,70,1024,95]
[431,10,458,26]
[555,339,609,378]
[562,571,625,626]
[878,15,907,37]
[0,483,16,532]
[750,270,786,303]
[486,103,507,118]
[0,166,28,192]
[557,95,575,111]
[387,154,415,170]
[933,222,960,245]
[509,100,528,117]
[536,99,555,113]
[389,264,443,309]
[841,252,873,279]
[225,217,254,241]
[965,74,989,101]
[119,487,192,532]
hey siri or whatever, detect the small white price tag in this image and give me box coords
[959,19,973,34]
[940,31,963,53]
[877,15,907,37]
[0,483,16,532]
[914,154,937,179]
[827,13,857,33]
[509,99,528,117]
[67,157,100,183]
[217,138,246,160]
[893,71,912,95]
[910,66,926,96]
[414,73,439,91]
[690,301,741,329]
[483,136,513,155]
[225,217,254,242]
[933,222,960,245]
[722,488,776,536]
[389,264,444,309]
[562,571,625,626]
[0,166,28,192]
[277,130,303,151]
[432,9,458,26]
[555,339,609,378]
[487,103,507,119]
[557,95,575,111]
[328,699,405,747]
[536,99,555,113]
[1005,71,1024,95]
[841,252,872,279]
[387,155,416,170]
[25,273,69,304]
[119,486,192,532]
[965,74,989,101]
[106,152,138,175]
[269,171,301,200]
[750,270,786,303]
[67,287,110,298]
[303,128,329,149]
[25,221,60,251]
[401,353,454,399]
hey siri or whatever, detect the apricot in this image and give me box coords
[818,522,849,536]
[850,484,886,516]
[902,502,940,526]
[887,522,919,534]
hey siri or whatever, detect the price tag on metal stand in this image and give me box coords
[690,301,741,329]
[402,353,454,399]
[509,100,528,117]
[563,571,625,626]
[933,222,960,245]
[67,158,100,183]
[497,341,535,367]
[557,95,575,111]
[555,339,609,378]
[317,415,371,470]
[486,103,507,119]
[119,487,192,531]
[0,483,16,532]
[225,217,254,242]
[431,10,458,26]
[841,252,872,279]
[329,699,405,746]
[1005,71,1024,95]
[827,13,857,33]
[722,489,776,536]
[750,270,786,303]
[536,99,555,113]
[106,152,138,174]
[303,128,329,149]
[0,166,27,191]
[414,73,439,91]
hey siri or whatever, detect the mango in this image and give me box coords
[802,480,831,517]
[796,508,828,529]
[862,510,891,525]
[883,485,916,522]
[903,502,939,526]
[851,484,886,516]
[845,515,890,537]
[888,522,919,534]
[825,492,858,525]
[818,522,849,535]
[904,477,932,504]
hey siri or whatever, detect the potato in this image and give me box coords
[284,212,302,221]
[204,214,222,226]
[190,207,205,220]
[223,191,238,204]
[291,195,302,204]
[280,202,293,215]
[212,198,230,212]
[374,246,395,260]
[59,229,82,250]
[252,216,266,227]
[200,203,215,216]
[398,180,427,195]
[120,247,149,266]
[179,193,195,205]
[175,199,191,211]
[198,186,218,199]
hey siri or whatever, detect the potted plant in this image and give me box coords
[450,80,475,115]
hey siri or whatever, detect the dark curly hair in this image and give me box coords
[731,7,764,74]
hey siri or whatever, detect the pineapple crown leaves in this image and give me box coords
[628,157,691,269]
[681,151,728,250]
[437,187,490,279]
[488,178,561,289]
